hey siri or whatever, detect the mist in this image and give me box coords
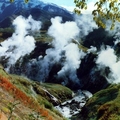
[75,14,98,39]
[1,14,100,86]
[27,16,85,83]
[0,15,41,70]
[2,13,119,89]
[96,46,120,83]
[89,18,120,83]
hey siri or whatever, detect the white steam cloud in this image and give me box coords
[96,46,117,67]
[57,43,85,84]
[96,46,120,83]
[28,16,86,83]
[75,14,98,38]
[24,14,99,85]
[95,19,120,84]
[47,15,98,83]
[0,14,102,87]
[48,16,86,84]
[48,17,80,47]
[0,15,41,69]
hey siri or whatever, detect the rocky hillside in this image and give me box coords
[0,64,73,120]
[0,0,74,28]
[71,83,120,120]
[0,2,120,119]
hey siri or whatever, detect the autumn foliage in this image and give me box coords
[0,75,54,120]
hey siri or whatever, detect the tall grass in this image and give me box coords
[0,75,54,120]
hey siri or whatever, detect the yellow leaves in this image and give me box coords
[92,10,98,16]
[113,7,118,12]
[74,8,81,14]
[74,0,87,14]
[110,23,115,30]
[109,0,118,2]
[75,1,87,9]
[74,0,78,3]
[92,0,120,29]
[109,2,114,9]
[93,16,106,28]
[74,0,120,29]
[116,17,120,22]
[10,0,14,2]
[94,2,99,6]
[24,0,29,3]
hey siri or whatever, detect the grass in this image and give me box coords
[0,66,72,120]
[9,74,73,104]
[0,27,91,120]
[40,83,73,102]
[76,84,120,120]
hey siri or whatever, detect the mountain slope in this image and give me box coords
[72,83,120,120]
[0,64,73,120]
[0,0,74,28]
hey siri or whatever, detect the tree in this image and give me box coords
[74,0,120,29]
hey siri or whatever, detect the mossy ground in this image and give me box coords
[0,65,72,120]
[75,84,120,120]
[0,27,88,120]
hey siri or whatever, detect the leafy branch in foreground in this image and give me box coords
[74,0,120,29]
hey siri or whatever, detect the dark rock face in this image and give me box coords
[9,44,109,93]
[55,90,92,118]
[0,0,74,28]
[44,53,109,93]
[9,41,51,75]
[77,53,109,93]
[0,1,113,94]
[30,41,51,59]
[72,84,120,120]
[83,28,115,50]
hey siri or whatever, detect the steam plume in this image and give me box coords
[0,15,41,70]
[47,16,86,84]
[75,14,98,38]
[96,46,120,83]
[27,16,86,84]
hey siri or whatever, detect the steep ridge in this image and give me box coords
[72,83,120,120]
[1,1,120,119]
[0,0,74,28]
[0,64,73,120]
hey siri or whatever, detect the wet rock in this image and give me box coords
[55,90,92,118]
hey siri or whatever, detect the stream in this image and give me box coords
[55,90,92,119]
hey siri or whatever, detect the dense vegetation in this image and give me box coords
[71,84,120,120]
[0,64,72,120]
